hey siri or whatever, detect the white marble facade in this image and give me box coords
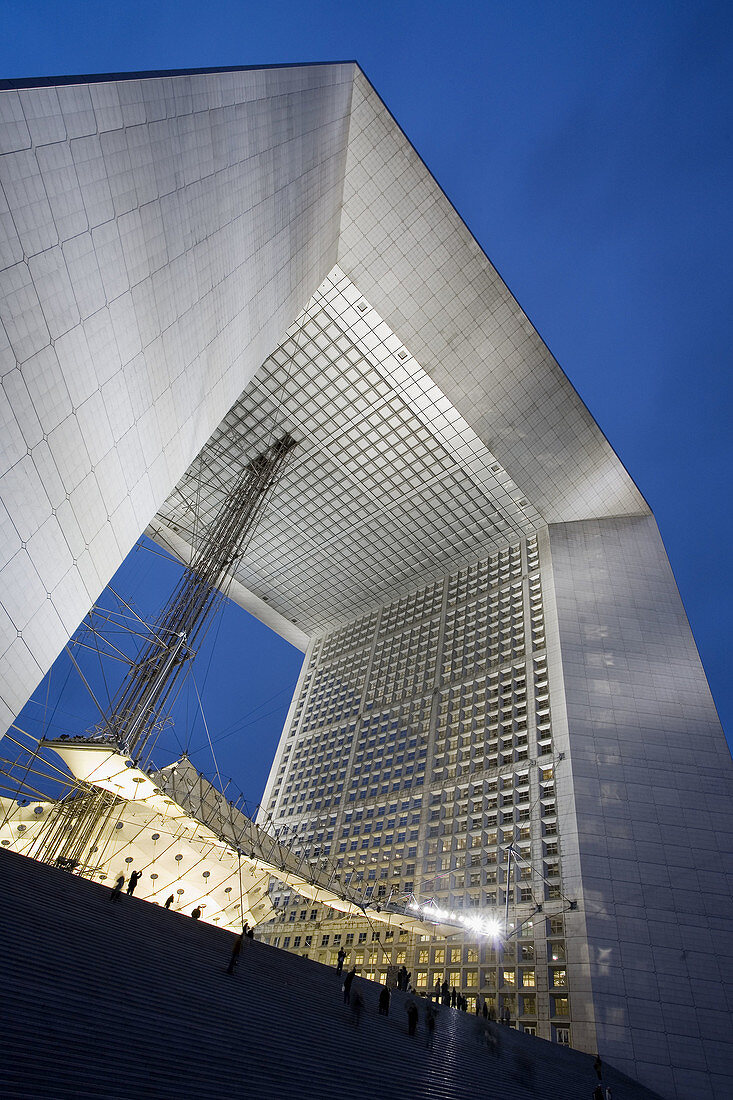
[0,64,354,730]
[544,515,733,1098]
[1,65,731,1099]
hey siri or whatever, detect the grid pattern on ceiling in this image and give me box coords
[157,266,542,632]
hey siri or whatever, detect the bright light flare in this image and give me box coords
[408,899,505,938]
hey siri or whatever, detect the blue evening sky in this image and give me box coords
[3,1,732,802]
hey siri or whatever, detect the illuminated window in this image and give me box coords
[449,947,462,963]
[551,969,567,988]
[503,969,515,987]
[433,948,445,964]
[521,970,535,987]
[553,996,570,1017]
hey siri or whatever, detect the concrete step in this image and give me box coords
[0,847,663,1100]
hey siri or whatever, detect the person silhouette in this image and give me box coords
[378,985,390,1016]
[343,966,357,1004]
[126,870,142,896]
[425,1004,436,1049]
[227,929,246,974]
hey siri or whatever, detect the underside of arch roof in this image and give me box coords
[0,62,647,724]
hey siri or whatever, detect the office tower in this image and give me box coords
[0,64,731,1100]
[260,531,558,1032]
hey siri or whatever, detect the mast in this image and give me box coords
[110,433,297,763]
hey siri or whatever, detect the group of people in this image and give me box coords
[395,965,411,991]
[339,967,612,1099]
[340,962,494,1056]
[405,997,439,1048]
[342,974,437,1049]
[108,871,207,920]
[109,869,142,901]
[434,978,473,1013]
[338,957,510,1032]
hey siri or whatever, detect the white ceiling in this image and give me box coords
[154,266,544,635]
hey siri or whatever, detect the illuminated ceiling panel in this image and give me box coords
[154,267,543,634]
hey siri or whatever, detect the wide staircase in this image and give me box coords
[1,847,662,1100]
